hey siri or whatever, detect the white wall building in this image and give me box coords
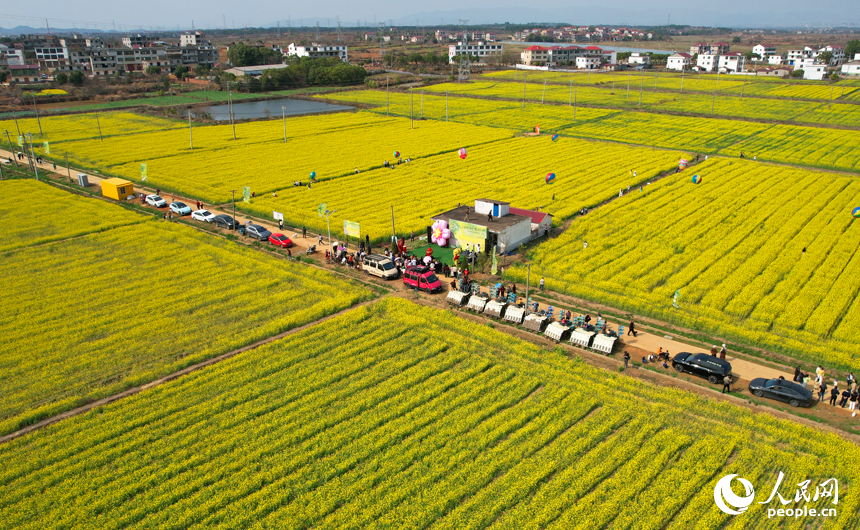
[666,52,692,70]
[448,41,503,64]
[719,52,745,72]
[817,45,845,65]
[180,31,206,47]
[628,52,650,66]
[696,53,720,72]
[841,59,860,76]
[752,44,776,57]
[576,56,601,69]
[768,54,785,65]
[287,43,348,62]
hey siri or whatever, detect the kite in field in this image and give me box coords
[458,148,467,159]
[692,174,702,184]
[546,172,556,184]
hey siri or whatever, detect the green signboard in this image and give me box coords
[343,220,360,237]
[449,219,488,249]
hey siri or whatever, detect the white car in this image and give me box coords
[145,194,167,208]
[191,209,216,223]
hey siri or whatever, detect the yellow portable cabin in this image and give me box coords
[101,178,134,201]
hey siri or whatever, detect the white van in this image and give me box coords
[362,254,399,280]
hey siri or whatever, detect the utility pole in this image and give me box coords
[522,75,526,109]
[14,117,21,137]
[386,77,390,115]
[27,133,39,181]
[411,89,414,129]
[711,90,716,115]
[281,106,287,143]
[232,190,236,230]
[65,152,71,183]
[228,86,236,140]
[32,96,42,135]
[741,74,747,98]
[96,114,103,141]
[573,89,577,121]
[639,74,643,106]
[525,264,530,315]
[542,78,547,103]
[569,80,572,105]
[446,91,449,121]
[611,75,615,95]
[626,75,630,99]
[4,130,18,167]
[680,69,684,92]
[23,133,34,172]
[420,90,424,119]
[390,205,396,243]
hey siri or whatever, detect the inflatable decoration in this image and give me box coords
[853,207,860,218]
[458,148,467,160]
[692,174,702,184]
[534,125,540,134]
[546,172,556,184]
[310,171,316,180]
[551,134,560,142]
[431,219,452,247]
[679,159,688,169]
[426,247,433,257]
[394,151,400,158]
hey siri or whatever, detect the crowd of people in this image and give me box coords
[811,367,859,410]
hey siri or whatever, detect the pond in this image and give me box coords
[183,98,353,121]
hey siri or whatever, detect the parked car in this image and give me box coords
[191,209,216,223]
[213,214,239,230]
[671,352,732,384]
[245,224,272,241]
[145,194,167,208]
[362,254,399,280]
[169,201,192,216]
[268,233,293,248]
[402,265,442,293]
[749,378,815,407]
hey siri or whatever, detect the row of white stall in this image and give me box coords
[447,289,618,354]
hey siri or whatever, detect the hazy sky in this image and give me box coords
[5,0,858,31]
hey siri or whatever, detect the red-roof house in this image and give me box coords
[509,207,553,237]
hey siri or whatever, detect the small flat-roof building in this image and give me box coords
[101,178,134,201]
[431,199,552,253]
[223,63,289,77]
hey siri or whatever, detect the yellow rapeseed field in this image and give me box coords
[511,157,860,370]
[1,298,857,529]
[242,135,687,241]
[0,219,370,435]
[0,111,184,146]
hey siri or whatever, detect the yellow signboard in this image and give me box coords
[450,219,487,249]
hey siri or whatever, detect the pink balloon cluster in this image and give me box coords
[431,219,452,247]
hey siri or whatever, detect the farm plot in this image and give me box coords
[511,158,860,370]
[241,135,687,241]
[0,298,856,529]
[0,220,370,435]
[0,111,185,147]
[718,124,860,172]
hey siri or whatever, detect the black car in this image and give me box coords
[213,214,239,230]
[749,378,815,407]
[671,352,732,384]
[245,224,272,241]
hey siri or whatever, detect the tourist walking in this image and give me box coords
[830,384,840,406]
[839,388,851,408]
[719,344,727,360]
[818,381,827,402]
[623,351,630,369]
[850,390,858,410]
[302,226,307,238]
[539,277,545,292]
[627,320,636,337]
[722,374,732,394]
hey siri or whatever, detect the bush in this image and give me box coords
[69,71,85,86]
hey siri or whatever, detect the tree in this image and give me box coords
[174,65,188,80]
[732,36,741,44]
[791,69,804,78]
[227,42,281,67]
[818,51,833,65]
[145,65,161,76]
[194,64,211,76]
[845,39,860,60]
[69,70,85,85]
[830,71,840,81]
[54,72,68,84]
[0,70,7,83]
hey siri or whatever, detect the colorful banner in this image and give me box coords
[449,219,488,250]
[140,163,147,182]
[17,136,23,147]
[273,211,283,221]
[42,141,50,154]
[343,220,360,238]
[243,186,250,203]
[317,203,327,217]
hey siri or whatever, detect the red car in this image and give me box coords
[402,265,443,293]
[268,233,293,248]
